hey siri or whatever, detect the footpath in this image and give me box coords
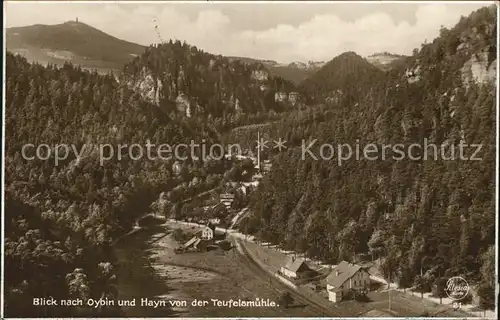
[369,274,496,318]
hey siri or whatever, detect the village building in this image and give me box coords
[252,173,263,181]
[180,235,211,253]
[183,236,201,250]
[260,160,272,173]
[219,193,235,209]
[208,217,221,225]
[207,202,228,218]
[274,92,288,102]
[280,257,310,279]
[241,181,259,195]
[200,224,215,240]
[326,261,371,303]
[288,92,300,105]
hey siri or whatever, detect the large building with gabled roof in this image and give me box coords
[280,257,310,279]
[326,261,371,302]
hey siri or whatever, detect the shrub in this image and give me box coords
[278,292,294,308]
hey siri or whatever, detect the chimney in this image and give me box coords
[336,270,340,276]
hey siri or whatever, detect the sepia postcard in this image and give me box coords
[1,0,498,318]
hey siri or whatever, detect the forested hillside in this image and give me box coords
[3,4,497,317]
[299,51,386,105]
[241,5,496,307]
[122,40,298,124]
[3,52,243,316]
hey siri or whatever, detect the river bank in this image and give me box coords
[114,226,181,317]
[113,222,321,317]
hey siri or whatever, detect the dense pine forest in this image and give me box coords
[240,5,496,308]
[3,4,497,317]
[122,40,298,131]
[4,39,294,316]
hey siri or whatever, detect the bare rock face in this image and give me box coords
[405,65,422,84]
[325,89,343,105]
[457,10,496,85]
[175,93,190,114]
[461,50,496,85]
[234,98,242,113]
[401,114,423,137]
[128,67,163,105]
[251,70,269,82]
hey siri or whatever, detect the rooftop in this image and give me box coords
[326,261,364,289]
[283,257,308,273]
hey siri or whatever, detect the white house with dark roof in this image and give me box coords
[326,261,371,302]
[280,257,309,279]
[200,225,215,240]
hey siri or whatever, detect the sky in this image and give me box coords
[4,1,493,63]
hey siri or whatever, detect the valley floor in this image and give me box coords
[115,224,320,317]
[240,240,476,318]
[115,221,488,318]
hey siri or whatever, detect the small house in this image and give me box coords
[280,257,309,279]
[183,236,201,250]
[275,92,288,102]
[209,218,221,225]
[288,92,300,105]
[326,261,371,303]
[200,224,215,240]
[219,193,235,209]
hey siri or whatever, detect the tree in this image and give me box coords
[413,275,425,298]
[172,228,185,242]
[432,277,448,304]
[397,266,413,292]
[278,292,294,308]
[477,283,495,316]
[66,268,90,301]
[218,240,232,251]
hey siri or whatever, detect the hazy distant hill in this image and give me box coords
[299,51,385,104]
[228,56,324,84]
[6,20,146,73]
[6,21,322,82]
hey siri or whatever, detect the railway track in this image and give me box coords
[234,238,337,317]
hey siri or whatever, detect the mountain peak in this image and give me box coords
[299,50,384,102]
[63,20,88,27]
[6,21,146,71]
[334,51,365,61]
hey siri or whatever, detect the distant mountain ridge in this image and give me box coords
[227,56,325,84]
[299,51,385,104]
[6,21,323,83]
[6,20,147,72]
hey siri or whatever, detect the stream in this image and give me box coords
[113,226,180,317]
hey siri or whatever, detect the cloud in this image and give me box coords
[5,2,487,63]
[233,3,486,62]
